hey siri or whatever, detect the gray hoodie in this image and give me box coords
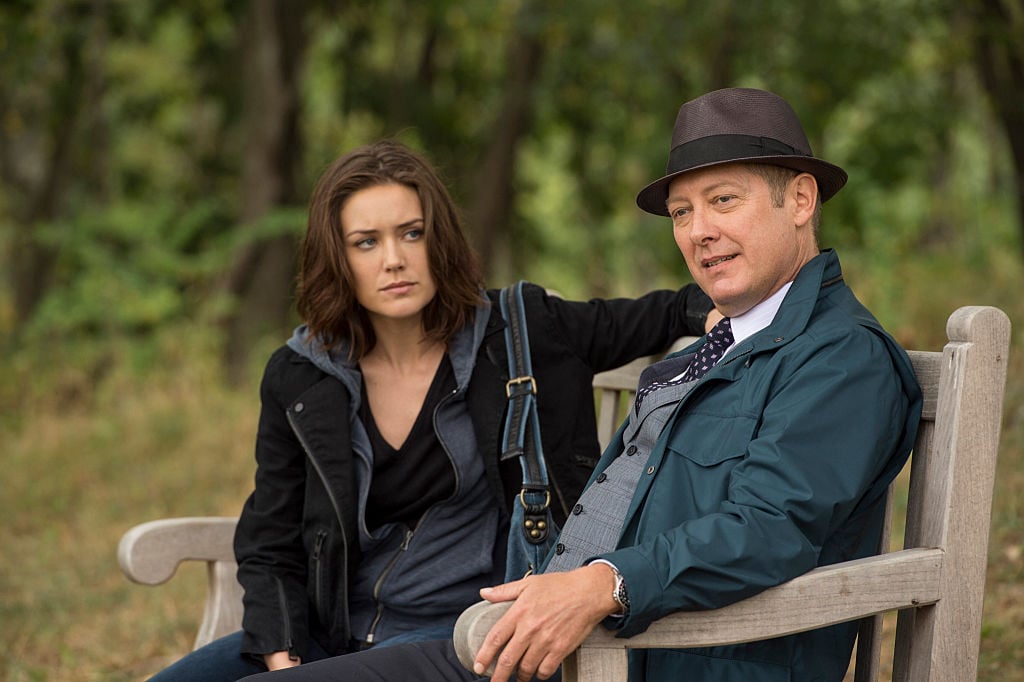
[285,301,504,644]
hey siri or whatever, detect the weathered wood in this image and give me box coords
[118,516,243,649]
[895,306,1010,682]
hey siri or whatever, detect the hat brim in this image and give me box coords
[636,155,848,216]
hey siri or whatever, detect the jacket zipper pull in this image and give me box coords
[311,530,327,560]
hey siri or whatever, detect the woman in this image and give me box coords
[149,140,713,680]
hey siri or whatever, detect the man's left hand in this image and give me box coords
[473,563,620,682]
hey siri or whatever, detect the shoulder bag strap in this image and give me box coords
[499,281,553,544]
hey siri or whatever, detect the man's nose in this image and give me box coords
[689,208,717,244]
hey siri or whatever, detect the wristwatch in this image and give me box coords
[611,566,630,615]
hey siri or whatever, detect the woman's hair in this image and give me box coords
[296,140,484,359]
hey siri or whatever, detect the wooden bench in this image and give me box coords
[453,305,1011,681]
[116,340,696,654]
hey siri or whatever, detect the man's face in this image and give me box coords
[666,163,818,318]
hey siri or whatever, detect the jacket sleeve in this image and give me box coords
[233,348,312,660]
[600,328,916,637]
[532,282,713,373]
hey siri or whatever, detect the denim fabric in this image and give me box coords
[148,626,456,682]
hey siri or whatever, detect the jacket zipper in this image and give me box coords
[311,529,328,623]
[274,577,296,658]
[365,388,463,644]
[287,408,352,642]
[364,527,414,644]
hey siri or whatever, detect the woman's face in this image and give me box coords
[340,183,437,326]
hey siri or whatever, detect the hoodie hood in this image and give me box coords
[285,292,493,414]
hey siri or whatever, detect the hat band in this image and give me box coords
[666,134,805,174]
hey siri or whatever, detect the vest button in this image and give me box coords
[646,466,656,475]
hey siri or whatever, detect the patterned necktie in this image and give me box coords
[680,316,734,382]
[634,317,733,411]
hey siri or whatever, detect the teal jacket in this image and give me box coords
[595,250,922,682]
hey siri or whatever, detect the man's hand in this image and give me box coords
[264,650,300,671]
[473,563,621,682]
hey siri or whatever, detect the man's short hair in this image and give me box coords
[747,163,823,233]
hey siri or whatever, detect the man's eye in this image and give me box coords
[670,207,690,219]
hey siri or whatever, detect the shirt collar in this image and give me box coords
[725,281,792,354]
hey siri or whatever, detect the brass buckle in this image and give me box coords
[506,375,537,397]
[519,488,551,510]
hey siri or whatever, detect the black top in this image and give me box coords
[360,354,458,531]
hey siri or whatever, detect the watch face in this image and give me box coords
[614,574,630,611]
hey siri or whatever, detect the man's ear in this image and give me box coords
[790,173,818,227]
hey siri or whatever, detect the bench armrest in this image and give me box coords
[454,547,943,675]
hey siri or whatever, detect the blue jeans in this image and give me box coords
[148,626,455,681]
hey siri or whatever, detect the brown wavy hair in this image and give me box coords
[295,140,484,359]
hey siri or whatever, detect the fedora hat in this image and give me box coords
[636,88,848,216]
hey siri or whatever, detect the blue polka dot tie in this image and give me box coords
[680,316,734,382]
[634,317,733,411]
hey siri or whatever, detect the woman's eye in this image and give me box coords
[355,237,376,249]
[403,228,424,241]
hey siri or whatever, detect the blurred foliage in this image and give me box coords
[1,0,1023,679]
[2,0,1020,360]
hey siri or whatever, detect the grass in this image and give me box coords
[1,328,258,681]
[2,265,1023,681]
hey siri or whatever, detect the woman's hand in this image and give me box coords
[264,650,301,671]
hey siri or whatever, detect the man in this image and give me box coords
[243,87,922,682]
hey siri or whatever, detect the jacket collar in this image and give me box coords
[285,292,492,411]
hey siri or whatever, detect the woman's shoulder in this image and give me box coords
[260,344,328,396]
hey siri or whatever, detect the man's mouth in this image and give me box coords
[704,255,736,268]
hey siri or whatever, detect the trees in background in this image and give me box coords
[1,0,1020,377]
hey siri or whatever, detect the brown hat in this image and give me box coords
[636,88,848,216]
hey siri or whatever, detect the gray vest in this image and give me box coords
[545,355,697,573]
